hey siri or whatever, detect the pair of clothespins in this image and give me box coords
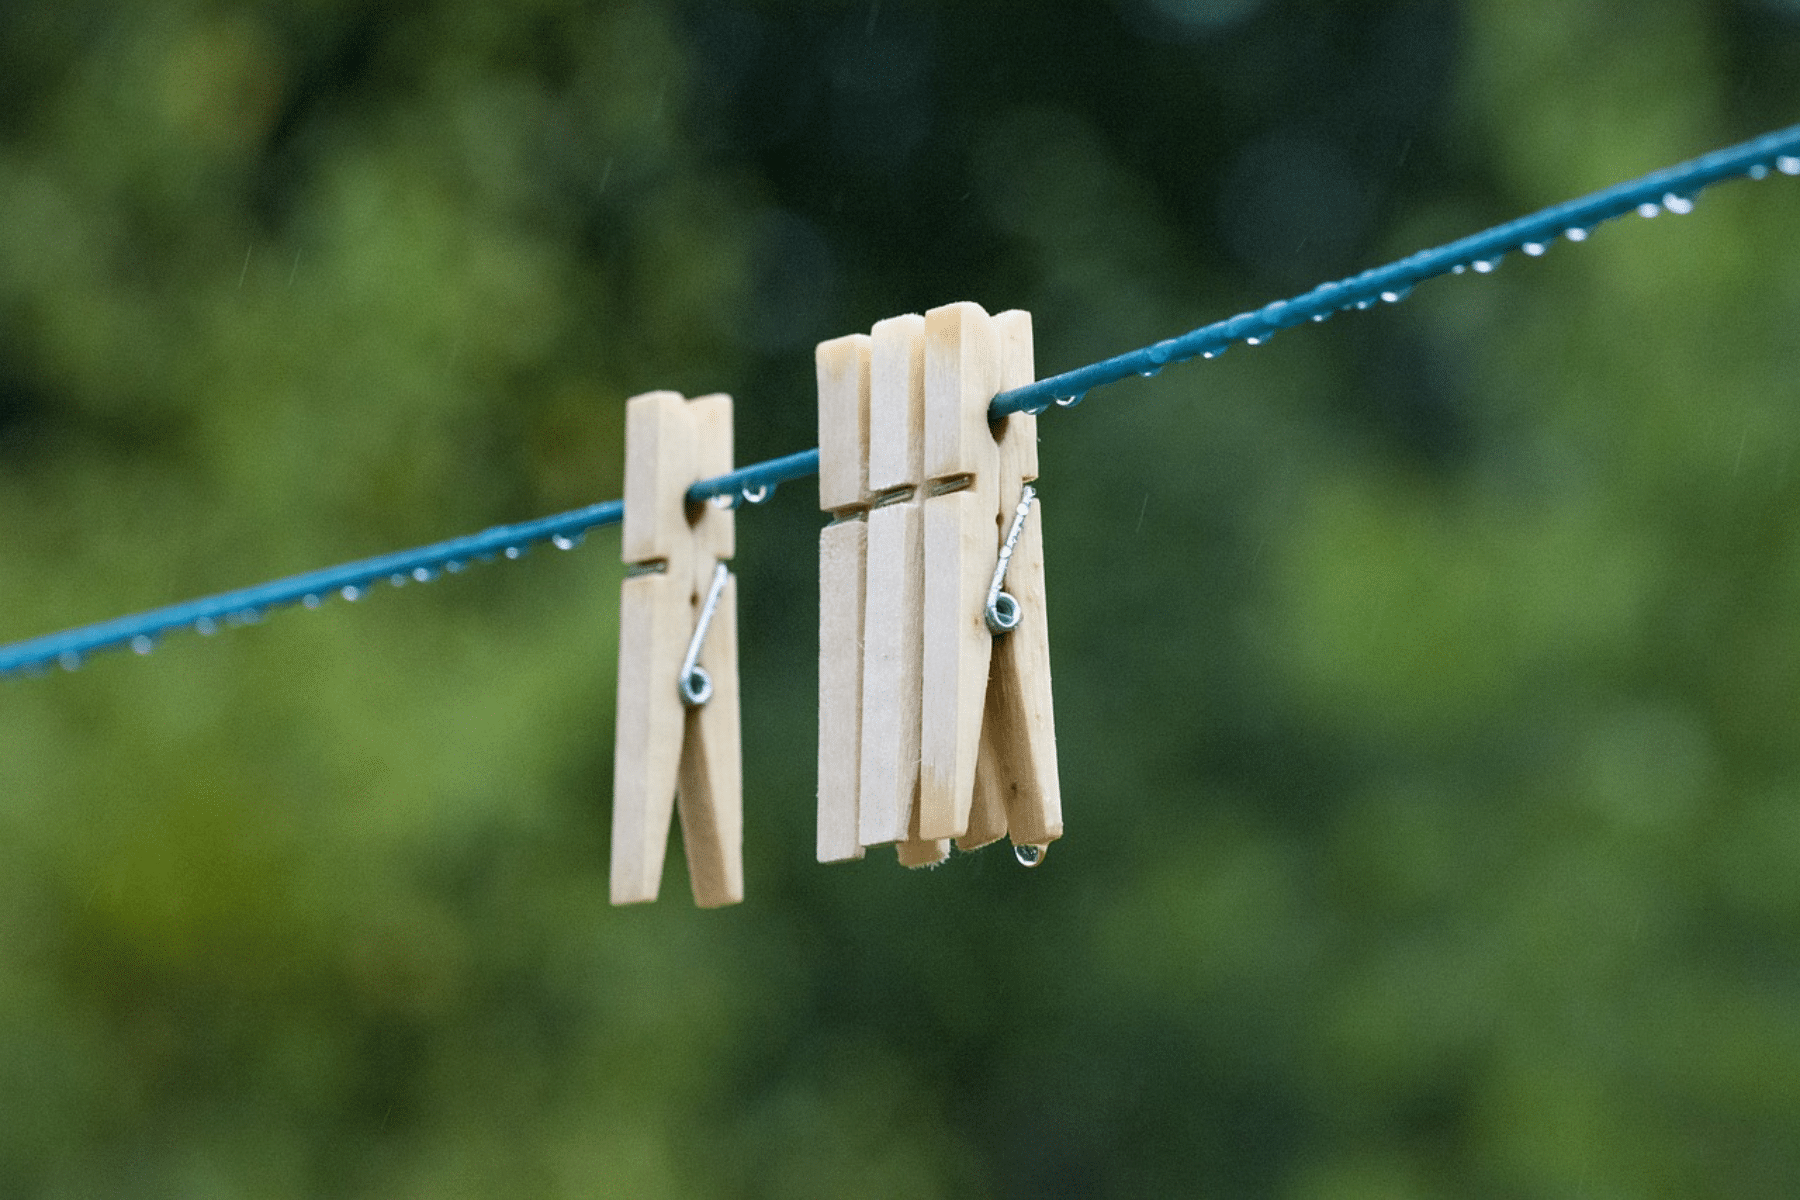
[611,390,743,908]
[816,301,1062,867]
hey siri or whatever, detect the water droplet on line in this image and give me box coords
[1310,312,1329,323]
[1522,241,1546,257]
[1014,843,1045,868]
[1778,155,1800,176]
[131,635,155,656]
[741,484,771,505]
[302,594,323,609]
[341,585,364,602]
[196,617,219,636]
[1472,259,1498,274]
[503,545,524,559]
[1564,227,1589,242]
[388,573,408,588]
[1201,348,1225,360]
[445,560,466,574]
[1662,192,1694,215]
[1379,287,1411,303]
[1137,365,1162,378]
[1636,202,1660,218]
[1452,263,1467,274]
[58,651,82,672]
[1055,392,1085,408]
[1749,163,1771,181]
[411,566,438,582]
[551,533,584,551]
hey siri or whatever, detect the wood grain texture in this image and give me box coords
[620,390,694,568]
[611,570,688,904]
[869,314,925,494]
[859,500,923,846]
[817,519,867,863]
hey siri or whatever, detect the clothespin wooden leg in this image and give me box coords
[918,301,1002,842]
[862,315,948,866]
[966,310,1062,852]
[612,390,743,907]
[817,333,871,864]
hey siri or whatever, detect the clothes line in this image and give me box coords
[3,122,1798,680]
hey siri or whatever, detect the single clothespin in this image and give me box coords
[612,390,744,907]
[919,302,1062,852]
[816,334,871,864]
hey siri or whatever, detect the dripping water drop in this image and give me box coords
[131,635,155,656]
[1138,365,1162,378]
[1452,263,1467,274]
[302,593,323,609]
[341,585,364,602]
[1522,241,1546,257]
[388,573,408,588]
[1662,192,1694,215]
[1778,155,1800,176]
[503,545,524,560]
[1636,202,1660,219]
[411,566,438,582]
[1013,843,1045,868]
[1055,392,1085,408]
[741,484,771,505]
[551,533,584,551]
[1472,259,1497,274]
[1749,163,1771,181]
[445,560,466,574]
[196,617,219,636]
[58,651,82,672]
[1564,227,1589,242]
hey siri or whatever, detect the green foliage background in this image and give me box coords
[1,1,1799,1195]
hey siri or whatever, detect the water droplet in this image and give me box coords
[1055,392,1085,408]
[231,608,262,625]
[58,651,82,672]
[1522,241,1546,257]
[1137,365,1162,378]
[411,566,438,582]
[340,585,364,602]
[1200,347,1225,360]
[1778,155,1800,176]
[551,533,585,551]
[1564,227,1589,242]
[1452,263,1467,274]
[741,484,771,505]
[1353,298,1375,311]
[131,635,155,656]
[708,493,737,510]
[196,617,219,636]
[503,545,524,559]
[1013,843,1046,868]
[302,593,323,609]
[1636,202,1660,219]
[1749,163,1771,181]
[1472,259,1498,274]
[445,560,466,574]
[1662,192,1694,215]
[389,573,408,588]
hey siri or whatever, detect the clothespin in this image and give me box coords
[816,302,1060,866]
[919,302,1061,854]
[612,390,744,907]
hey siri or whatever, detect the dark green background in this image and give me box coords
[2,1,1799,1195]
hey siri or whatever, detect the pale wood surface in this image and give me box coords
[817,519,866,863]
[611,570,688,904]
[919,487,995,840]
[678,570,744,905]
[859,500,923,846]
[620,390,694,567]
[922,301,1000,483]
[816,334,871,514]
[869,314,925,494]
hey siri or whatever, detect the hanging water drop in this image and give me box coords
[741,484,771,505]
[302,593,323,609]
[1310,312,1330,323]
[341,585,364,602]
[1662,192,1694,214]
[1055,392,1085,408]
[131,635,155,656]
[1201,347,1225,360]
[389,573,408,588]
[709,492,737,510]
[1522,241,1546,257]
[1636,202,1660,218]
[1452,263,1467,274]
[503,545,524,559]
[1472,259,1497,273]
[1564,227,1589,242]
[1013,843,1046,868]
[1137,365,1162,378]
[445,560,466,574]
[411,566,438,582]
[196,617,219,636]
[58,651,82,672]
[551,533,584,551]
[1778,155,1800,176]
[1749,163,1771,181]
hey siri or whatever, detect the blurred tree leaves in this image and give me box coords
[2,0,1800,1196]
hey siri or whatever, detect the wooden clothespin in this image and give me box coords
[919,302,1062,854]
[612,390,744,907]
[816,302,1060,866]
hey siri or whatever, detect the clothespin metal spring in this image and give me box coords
[984,484,1037,636]
[679,561,732,708]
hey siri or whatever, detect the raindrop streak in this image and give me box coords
[1522,242,1547,257]
[131,636,155,656]
[1014,843,1045,868]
